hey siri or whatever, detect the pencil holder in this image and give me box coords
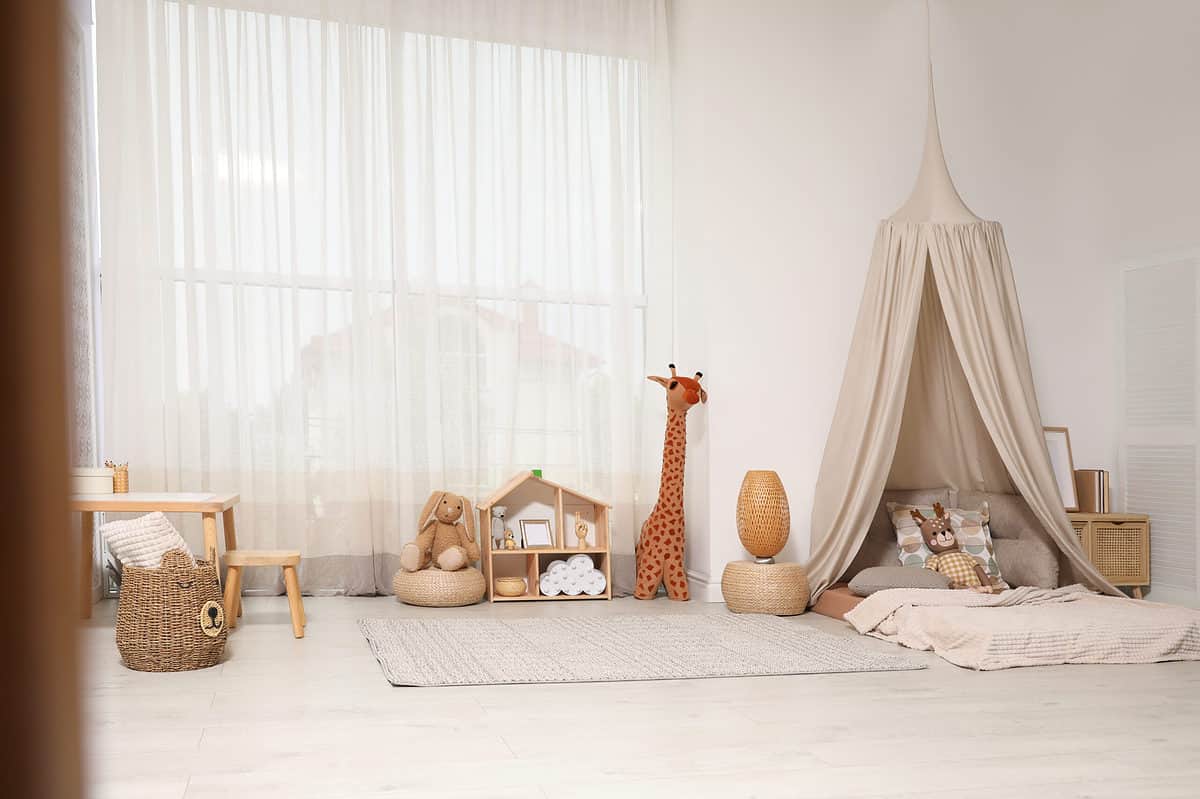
[106,460,130,493]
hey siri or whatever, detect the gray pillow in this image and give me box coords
[993,537,1058,589]
[848,566,951,597]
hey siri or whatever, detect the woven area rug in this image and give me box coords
[358,614,926,686]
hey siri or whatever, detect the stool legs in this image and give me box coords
[221,508,242,617]
[282,565,305,639]
[223,565,243,630]
[220,555,305,639]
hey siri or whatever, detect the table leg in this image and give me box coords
[221,507,238,551]
[1133,586,1144,600]
[202,512,218,565]
[80,511,94,619]
[222,507,241,615]
[283,565,305,639]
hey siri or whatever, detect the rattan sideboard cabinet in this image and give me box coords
[1067,512,1150,598]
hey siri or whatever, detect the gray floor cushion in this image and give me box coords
[848,565,951,596]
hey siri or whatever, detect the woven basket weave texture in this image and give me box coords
[116,549,226,671]
[393,567,486,607]
[721,561,810,616]
[736,470,791,558]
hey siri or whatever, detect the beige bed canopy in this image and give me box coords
[805,63,1120,602]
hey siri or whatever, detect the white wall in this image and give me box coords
[669,0,1200,595]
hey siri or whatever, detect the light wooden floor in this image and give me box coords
[82,595,1200,798]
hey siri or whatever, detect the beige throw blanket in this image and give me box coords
[845,585,1200,670]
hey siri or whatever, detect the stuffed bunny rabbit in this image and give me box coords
[399,491,480,572]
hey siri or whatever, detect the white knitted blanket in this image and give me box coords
[845,585,1200,670]
[99,511,194,568]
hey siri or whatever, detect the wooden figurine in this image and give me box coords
[503,529,517,550]
[575,513,589,549]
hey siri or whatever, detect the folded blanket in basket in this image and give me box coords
[100,511,194,568]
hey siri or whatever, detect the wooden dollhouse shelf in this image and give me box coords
[478,471,613,602]
[491,592,608,602]
[491,547,609,555]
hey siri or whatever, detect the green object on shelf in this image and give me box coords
[532,469,543,478]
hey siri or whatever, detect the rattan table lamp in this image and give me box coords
[736,470,790,562]
[721,470,809,615]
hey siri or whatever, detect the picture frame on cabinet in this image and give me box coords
[1043,426,1079,512]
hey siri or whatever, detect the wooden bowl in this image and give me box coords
[494,576,527,597]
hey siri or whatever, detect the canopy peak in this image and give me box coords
[889,9,979,224]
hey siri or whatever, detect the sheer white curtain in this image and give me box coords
[96,0,670,594]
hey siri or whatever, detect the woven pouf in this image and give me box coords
[393,567,486,607]
[720,561,810,616]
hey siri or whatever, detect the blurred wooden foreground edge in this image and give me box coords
[0,0,85,796]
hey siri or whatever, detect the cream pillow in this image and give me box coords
[887,502,1007,587]
[100,512,194,568]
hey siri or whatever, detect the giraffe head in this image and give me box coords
[648,363,707,413]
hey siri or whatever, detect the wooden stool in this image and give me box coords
[223,550,306,638]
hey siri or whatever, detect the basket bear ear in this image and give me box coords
[160,549,193,569]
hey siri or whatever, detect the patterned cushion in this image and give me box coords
[99,512,194,568]
[887,502,939,567]
[887,502,1007,588]
[946,504,1006,586]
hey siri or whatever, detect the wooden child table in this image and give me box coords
[71,492,240,618]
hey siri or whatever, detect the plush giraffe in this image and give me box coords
[635,364,707,600]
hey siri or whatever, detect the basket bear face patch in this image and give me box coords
[199,600,225,637]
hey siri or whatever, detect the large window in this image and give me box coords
[98,0,667,592]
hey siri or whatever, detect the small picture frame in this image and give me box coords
[519,518,554,549]
[1043,426,1078,512]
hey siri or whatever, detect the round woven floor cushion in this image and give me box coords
[393,567,486,607]
[720,561,810,616]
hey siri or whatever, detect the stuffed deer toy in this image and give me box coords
[399,491,480,572]
[911,503,996,592]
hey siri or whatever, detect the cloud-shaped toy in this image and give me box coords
[539,554,606,596]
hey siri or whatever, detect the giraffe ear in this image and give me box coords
[647,375,669,388]
[698,387,708,404]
